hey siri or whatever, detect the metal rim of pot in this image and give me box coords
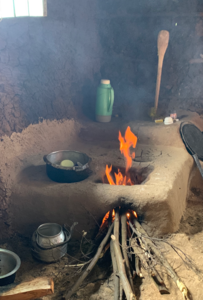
[37,223,63,238]
[43,150,91,171]
[0,249,21,279]
[35,222,78,250]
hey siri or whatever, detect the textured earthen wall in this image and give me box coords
[0,0,101,136]
[96,0,203,118]
[0,0,203,136]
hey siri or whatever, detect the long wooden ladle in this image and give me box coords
[154,30,169,113]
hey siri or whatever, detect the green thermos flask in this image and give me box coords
[95,79,114,122]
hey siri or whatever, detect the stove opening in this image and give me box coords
[102,165,153,185]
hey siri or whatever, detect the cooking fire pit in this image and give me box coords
[8,116,196,239]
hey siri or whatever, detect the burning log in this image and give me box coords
[111,234,137,300]
[64,223,114,300]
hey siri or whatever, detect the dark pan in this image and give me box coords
[180,122,203,179]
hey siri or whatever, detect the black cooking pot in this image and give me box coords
[43,150,92,183]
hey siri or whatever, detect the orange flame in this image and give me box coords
[126,212,130,219]
[100,209,137,228]
[112,209,115,222]
[105,165,115,185]
[105,126,137,186]
[133,211,137,218]
[101,211,110,226]
[119,126,137,172]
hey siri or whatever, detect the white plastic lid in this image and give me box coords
[164,117,173,125]
[101,79,110,84]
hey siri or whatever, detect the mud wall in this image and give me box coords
[96,0,203,118]
[0,0,203,136]
[0,0,101,136]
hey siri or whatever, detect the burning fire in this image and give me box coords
[101,209,115,227]
[133,210,137,218]
[105,126,137,186]
[100,209,137,227]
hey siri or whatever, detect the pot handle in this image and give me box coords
[74,163,89,172]
[43,155,50,165]
[74,157,92,172]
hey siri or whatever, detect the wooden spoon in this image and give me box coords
[154,30,169,113]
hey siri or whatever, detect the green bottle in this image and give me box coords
[95,79,114,122]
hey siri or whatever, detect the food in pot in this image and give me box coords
[60,159,74,167]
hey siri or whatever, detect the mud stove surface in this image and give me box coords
[8,115,198,238]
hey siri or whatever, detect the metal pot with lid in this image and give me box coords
[36,223,65,248]
[31,222,77,263]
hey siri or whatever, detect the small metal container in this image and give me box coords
[31,232,68,263]
[36,223,65,248]
[0,249,21,286]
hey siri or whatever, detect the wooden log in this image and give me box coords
[0,277,54,300]
[130,231,169,294]
[114,208,120,241]
[111,235,137,300]
[150,267,170,295]
[127,223,139,279]
[114,208,121,298]
[131,239,148,272]
[135,255,142,278]
[121,214,135,293]
[64,223,114,300]
[110,240,120,300]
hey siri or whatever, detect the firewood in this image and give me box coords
[64,223,114,300]
[110,240,120,300]
[131,236,169,294]
[131,239,148,271]
[121,214,135,293]
[130,220,190,300]
[111,235,137,300]
[130,226,169,294]
[114,208,123,299]
[127,223,141,278]
[131,240,143,278]
[135,255,142,278]
[114,208,120,240]
[0,277,54,300]
[150,267,170,295]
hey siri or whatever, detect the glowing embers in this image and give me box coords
[105,126,137,186]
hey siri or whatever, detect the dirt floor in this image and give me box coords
[1,182,203,300]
